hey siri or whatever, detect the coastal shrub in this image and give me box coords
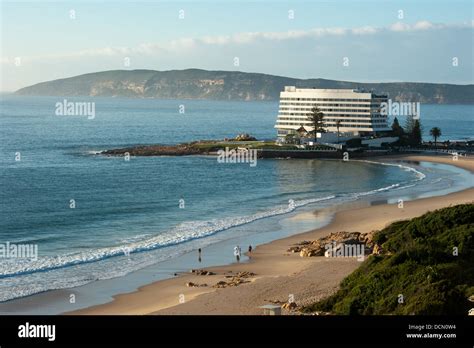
[303,204,474,315]
[345,138,362,147]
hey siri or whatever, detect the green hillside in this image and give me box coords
[303,204,474,315]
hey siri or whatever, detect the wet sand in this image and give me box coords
[69,154,474,315]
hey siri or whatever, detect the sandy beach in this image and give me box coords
[69,154,474,315]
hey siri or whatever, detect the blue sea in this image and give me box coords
[0,95,473,311]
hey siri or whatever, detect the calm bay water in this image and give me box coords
[0,95,472,303]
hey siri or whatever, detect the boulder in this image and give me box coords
[295,231,377,258]
[234,133,257,141]
[282,302,297,310]
[373,244,382,255]
[287,246,302,253]
[191,269,215,276]
[299,247,323,257]
[236,271,255,278]
[213,281,228,288]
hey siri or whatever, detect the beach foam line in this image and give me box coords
[0,195,338,278]
[350,160,427,197]
[355,183,401,197]
[0,160,426,279]
[0,168,427,301]
[0,161,426,280]
[0,178,425,302]
[355,159,426,181]
[86,150,104,155]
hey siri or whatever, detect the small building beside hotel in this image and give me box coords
[274,87,390,140]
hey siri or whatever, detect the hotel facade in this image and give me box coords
[274,87,390,139]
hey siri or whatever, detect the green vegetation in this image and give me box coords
[307,106,326,143]
[411,119,423,145]
[391,117,404,137]
[193,140,331,151]
[345,138,362,148]
[302,204,474,315]
[192,140,276,151]
[430,127,442,148]
[284,134,298,145]
[392,116,423,147]
[102,138,336,156]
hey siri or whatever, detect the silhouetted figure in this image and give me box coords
[198,248,202,262]
[248,245,253,253]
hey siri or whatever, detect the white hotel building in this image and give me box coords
[274,87,390,139]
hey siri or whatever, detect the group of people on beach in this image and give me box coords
[233,245,253,262]
[197,245,253,263]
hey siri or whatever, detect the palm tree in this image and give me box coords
[307,106,325,144]
[335,119,342,142]
[430,127,442,148]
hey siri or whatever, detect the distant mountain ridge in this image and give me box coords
[15,69,474,104]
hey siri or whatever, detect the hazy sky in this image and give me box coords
[1,0,473,91]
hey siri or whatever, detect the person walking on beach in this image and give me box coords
[198,248,202,263]
[234,245,241,262]
[248,245,252,253]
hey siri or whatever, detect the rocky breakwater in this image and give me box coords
[101,135,260,157]
[101,143,206,156]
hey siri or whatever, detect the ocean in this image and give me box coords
[0,95,473,309]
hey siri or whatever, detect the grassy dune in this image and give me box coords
[303,204,474,315]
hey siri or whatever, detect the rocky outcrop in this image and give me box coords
[299,249,321,257]
[101,137,259,157]
[282,302,298,310]
[213,278,248,288]
[234,271,255,277]
[102,144,204,157]
[212,271,256,288]
[288,231,379,258]
[234,133,257,141]
[190,269,215,276]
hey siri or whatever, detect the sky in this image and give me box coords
[1,0,473,91]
